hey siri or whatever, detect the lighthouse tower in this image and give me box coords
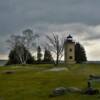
[64,35,76,64]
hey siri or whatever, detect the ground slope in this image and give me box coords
[0,64,100,100]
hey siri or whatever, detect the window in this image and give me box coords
[69,56,73,59]
[69,48,72,52]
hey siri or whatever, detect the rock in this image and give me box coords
[67,87,82,93]
[2,70,15,74]
[83,88,99,95]
[49,87,67,97]
[89,74,100,81]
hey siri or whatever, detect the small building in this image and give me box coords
[64,35,76,64]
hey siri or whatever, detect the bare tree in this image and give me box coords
[6,35,25,49]
[7,35,33,64]
[46,33,64,65]
[7,29,38,64]
[22,29,39,50]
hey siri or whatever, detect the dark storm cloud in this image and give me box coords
[1,0,100,34]
[0,0,100,60]
[83,34,100,41]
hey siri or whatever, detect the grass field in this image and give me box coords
[0,64,100,100]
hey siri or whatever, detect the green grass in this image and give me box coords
[0,64,100,100]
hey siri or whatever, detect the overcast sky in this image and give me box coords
[0,0,100,60]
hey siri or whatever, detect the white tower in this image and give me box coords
[64,35,76,64]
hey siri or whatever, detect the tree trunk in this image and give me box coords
[55,51,59,66]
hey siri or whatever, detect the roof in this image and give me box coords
[67,34,72,39]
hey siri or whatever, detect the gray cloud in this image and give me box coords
[1,0,100,35]
[83,34,100,41]
[0,0,100,60]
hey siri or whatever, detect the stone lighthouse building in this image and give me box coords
[64,35,76,64]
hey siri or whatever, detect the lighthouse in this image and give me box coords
[64,35,76,64]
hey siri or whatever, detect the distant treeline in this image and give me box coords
[6,29,87,65]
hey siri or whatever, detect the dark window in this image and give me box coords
[69,48,72,52]
[69,56,72,59]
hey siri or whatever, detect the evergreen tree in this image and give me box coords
[6,29,38,65]
[75,42,87,63]
[7,44,34,65]
[37,46,42,63]
[43,48,54,63]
